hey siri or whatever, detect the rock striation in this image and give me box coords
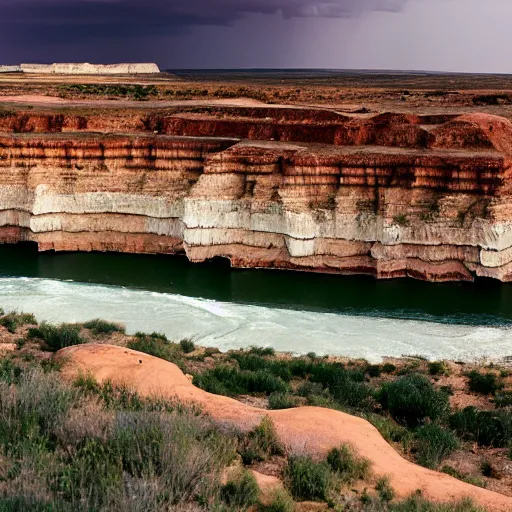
[0,66,22,73]
[1,107,512,281]
[19,63,160,74]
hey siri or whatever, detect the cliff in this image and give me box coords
[0,66,22,73]
[1,107,512,281]
[18,63,160,74]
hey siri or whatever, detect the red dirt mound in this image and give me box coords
[57,344,512,511]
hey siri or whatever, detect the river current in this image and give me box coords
[0,244,511,362]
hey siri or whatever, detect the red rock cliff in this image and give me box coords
[1,107,512,281]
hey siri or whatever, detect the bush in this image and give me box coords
[367,414,413,450]
[367,364,382,378]
[441,466,487,488]
[249,346,276,357]
[0,369,75,452]
[480,460,499,478]
[28,322,83,352]
[429,361,449,376]
[326,444,371,483]
[82,319,125,335]
[375,476,395,502]
[389,495,485,512]
[194,364,289,396]
[449,406,512,447]
[0,312,37,333]
[268,393,299,410]
[259,489,295,512]
[285,456,331,501]
[382,363,397,374]
[239,416,284,465]
[309,362,374,408]
[378,374,450,427]
[296,381,324,398]
[494,390,512,408]
[466,370,503,395]
[179,339,195,354]
[221,470,260,509]
[414,424,459,469]
[127,334,182,364]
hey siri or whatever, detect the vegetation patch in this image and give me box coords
[28,322,83,351]
[414,424,459,469]
[378,374,450,427]
[0,312,37,333]
[284,456,332,502]
[82,319,125,335]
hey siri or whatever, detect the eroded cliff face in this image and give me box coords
[1,108,512,281]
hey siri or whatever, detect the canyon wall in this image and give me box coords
[1,108,512,281]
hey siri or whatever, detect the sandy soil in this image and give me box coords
[0,94,271,109]
[57,343,512,512]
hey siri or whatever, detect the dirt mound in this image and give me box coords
[57,344,512,511]
[429,113,512,154]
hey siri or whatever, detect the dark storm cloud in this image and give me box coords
[0,0,409,40]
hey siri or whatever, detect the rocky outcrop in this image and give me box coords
[1,108,512,281]
[19,63,160,74]
[0,66,21,73]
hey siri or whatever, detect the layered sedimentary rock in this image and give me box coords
[1,108,512,281]
[19,63,160,74]
[0,66,21,73]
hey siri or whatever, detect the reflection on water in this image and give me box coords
[1,243,512,326]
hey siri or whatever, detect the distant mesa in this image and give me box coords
[0,65,22,73]
[0,63,160,75]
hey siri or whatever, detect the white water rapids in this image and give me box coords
[0,277,511,363]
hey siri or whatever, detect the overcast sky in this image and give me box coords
[1,0,512,72]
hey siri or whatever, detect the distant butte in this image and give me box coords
[0,63,160,74]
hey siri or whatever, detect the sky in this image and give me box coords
[1,0,512,72]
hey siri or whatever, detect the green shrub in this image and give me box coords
[28,322,83,352]
[326,444,371,483]
[480,460,499,478]
[179,339,195,354]
[127,334,182,364]
[285,456,331,501]
[493,390,512,407]
[449,406,512,447]
[389,495,485,512]
[230,353,292,382]
[429,361,449,376]
[56,438,123,507]
[296,381,324,398]
[0,312,37,333]
[466,370,503,395]
[0,369,74,452]
[259,489,295,512]
[82,318,125,335]
[378,374,450,427]
[440,466,487,488]
[268,393,299,410]
[382,363,397,374]
[308,362,374,408]
[414,424,459,469]
[0,358,23,385]
[249,346,276,357]
[367,414,413,450]
[0,498,58,511]
[375,476,395,502]
[239,416,284,465]
[221,470,260,510]
[367,364,382,378]
[194,364,289,396]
